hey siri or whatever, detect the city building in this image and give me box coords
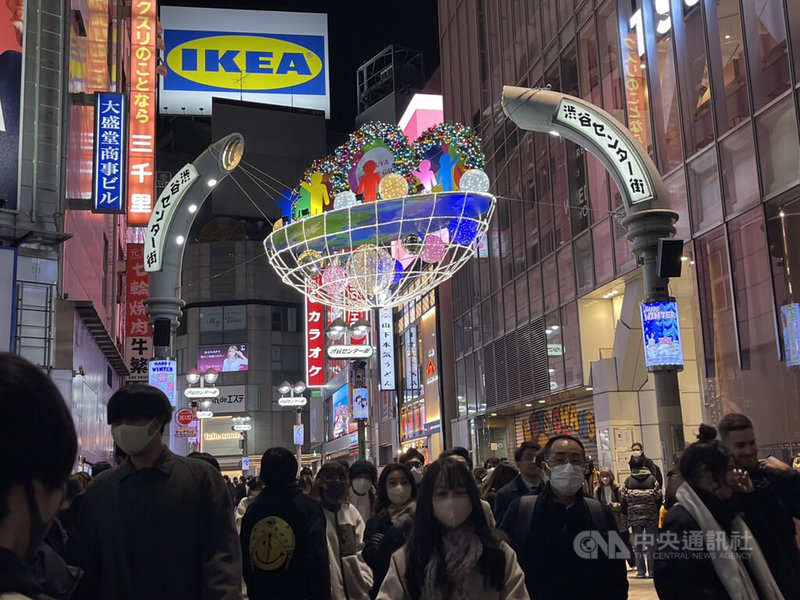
[437,0,800,475]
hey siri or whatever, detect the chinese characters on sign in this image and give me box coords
[124,244,152,381]
[555,99,653,205]
[127,0,158,225]
[144,165,199,272]
[306,282,324,387]
[379,308,395,390]
[93,93,126,212]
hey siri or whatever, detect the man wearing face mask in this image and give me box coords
[348,461,378,524]
[499,435,628,600]
[399,448,425,485]
[0,353,78,600]
[630,442,663,487]
[74,384,242,600]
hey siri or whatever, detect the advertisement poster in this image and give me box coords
[198,343,249,372]
[352,387,368,420]
[781,303,800,367]
[641,301,683,369]
[0,0,23,211]
[331,384,351,439]
[148,360,177,407]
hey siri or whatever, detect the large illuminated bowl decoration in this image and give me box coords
[264,121,494,310]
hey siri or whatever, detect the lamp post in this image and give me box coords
[184,367,219,452]
[231,415,253,474]
[278,380,307,473]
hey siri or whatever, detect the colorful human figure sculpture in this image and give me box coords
[293,186,311,220]
[437,154,458,192]
[300,172,330,216]
[274,188,299,222]
[413,159,437,192]
[357,160,381,203]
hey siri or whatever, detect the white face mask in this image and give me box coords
[387,482,412,506]
[632,450,642,457]
[351,478,372,495]
[433,495,472,529]
[547,463,585,495]
[411,466,423,484]
[112,419,158,456]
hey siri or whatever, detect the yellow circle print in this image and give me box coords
[250,516,296,571]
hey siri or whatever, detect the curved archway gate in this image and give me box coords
[502,86,685,460]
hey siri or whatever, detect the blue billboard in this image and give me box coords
[781,303,800,367]
[641,301,683,370]
[93,92,126,212]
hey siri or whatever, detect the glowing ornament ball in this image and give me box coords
[420,235,447,263]
[321,265,348,295]
[401,233,424,255]
[447,218,480,246]
[458,169,490,193]
[334,191,359,210]
[297,249,322,279]
[378,173,409,200]
[346,244,396,296]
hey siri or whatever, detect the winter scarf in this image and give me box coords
[675,483,784,600]
[421,524,483,600]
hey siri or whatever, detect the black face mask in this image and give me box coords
[24,480,59,564]
[324,481,347,500]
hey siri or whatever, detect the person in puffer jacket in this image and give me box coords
[621,455,661,578]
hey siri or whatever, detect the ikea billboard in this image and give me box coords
[159,7,329,117]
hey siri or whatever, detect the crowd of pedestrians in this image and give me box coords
[3,353,800,599]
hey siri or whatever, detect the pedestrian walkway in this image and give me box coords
[627,570,658,599]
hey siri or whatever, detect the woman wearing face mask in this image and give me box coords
[377,457,529,600]
[363,463,418,599]
[653,425,782,600]
[349,460,378,524]
[314,462,373,599]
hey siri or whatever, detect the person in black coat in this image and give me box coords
[240,447,330,600]
[363,463,418,599]
[492,441,544,524]
[631,442,663,487]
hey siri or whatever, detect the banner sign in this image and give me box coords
[352,387,368,420]
[306,283,324,386]
[149,360,177,407]
[641,301,683,370]
[127,0,158,225]
[379,308,395,390]
[144,164,199,272]
[93,93,126,212]
[197,343,249,373]
[0,0,23,210]
[124,244,152,381]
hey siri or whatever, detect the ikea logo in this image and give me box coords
[164,30,326,95]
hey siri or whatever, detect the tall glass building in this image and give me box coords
[437,0,800,472]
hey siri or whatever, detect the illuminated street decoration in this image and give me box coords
[265,121,495,310]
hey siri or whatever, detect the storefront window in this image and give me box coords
[757,94,800,195]
[720,125,760,217]
[688,148,723,233]
[592,219,614,284]
[674,0,713,154]
[574,232,594,295]
[765,197,800,363]
[707,0,749,134]
[743,0,790,112]
[664,167,690,241]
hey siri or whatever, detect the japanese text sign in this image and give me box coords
[127,0,158,225]
[379,307,395,390]
[555,99,653,205]
[144,164,199,272]
[306,283,324,387]
[93,93,126,212]
[125,243,152,381]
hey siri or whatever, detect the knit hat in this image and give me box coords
[107,383,172,424]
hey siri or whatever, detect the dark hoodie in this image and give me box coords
[621,468,661,527]
[0,546,46,599]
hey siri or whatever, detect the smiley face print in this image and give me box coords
[249,516,296,571]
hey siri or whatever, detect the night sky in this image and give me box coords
[161,0,441,135]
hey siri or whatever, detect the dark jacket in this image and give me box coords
[74,448,241,600]
[641,456,663,487]
[363,509,413,599]
[621,469,661,527]
[594,484,625,532]
[0,547,46,600]
[739,467,800,599]
[663,469,683,510]
[499,483,628,600]
[31,542,82,600]
[239,481,330,600]
[492,474,544,525]
[652,486,743,600]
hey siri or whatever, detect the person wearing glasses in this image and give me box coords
[498,434,628,600]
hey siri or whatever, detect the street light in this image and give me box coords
[277,380,307,474]
[325,318,348,341]
[185,368,219,415]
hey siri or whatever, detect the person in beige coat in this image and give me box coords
[376,457,529,600]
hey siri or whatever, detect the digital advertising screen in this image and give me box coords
[197,343,249,372]
[352,387,369,420]
[781,303,800,367]
[641,301,683,370]
[331,384,351,439]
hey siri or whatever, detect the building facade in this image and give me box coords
[438,0,800,474]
